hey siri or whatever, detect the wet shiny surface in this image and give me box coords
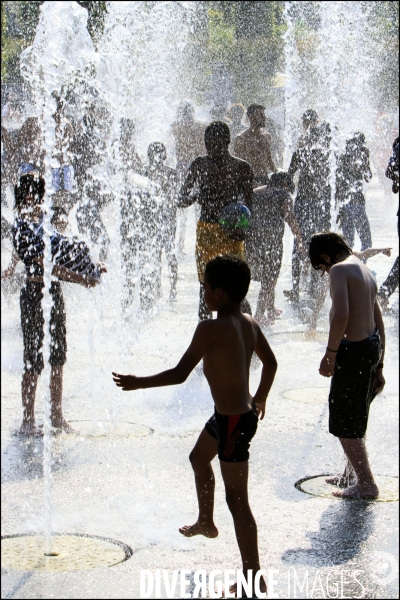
[1,182,399,597]
[297,475,399,503]
[1,535,130,572]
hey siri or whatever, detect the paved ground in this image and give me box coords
[1,178,399,599]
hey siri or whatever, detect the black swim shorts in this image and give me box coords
[329,329,382,439]
[20,281,67,374]
[205,405,258,462]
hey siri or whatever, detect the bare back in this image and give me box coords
[330,255,377,341]
[202,313,258,415]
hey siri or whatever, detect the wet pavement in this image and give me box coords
[1,179,399,598]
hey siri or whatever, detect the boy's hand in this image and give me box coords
[98,262,107,273]
[112,372,140,391]
[373,370,385,394]
[382,248,392,257]
[319,352,336,377]
[253,396,266,420]
[84,275,100,288]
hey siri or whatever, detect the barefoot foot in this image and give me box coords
[51,418,80,434]
[332,482,379,499]
[326,475,356,488]
[19,423,44,437]
[179,521,218,538]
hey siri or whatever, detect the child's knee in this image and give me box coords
[225,490,244,515]
[189,451,209,475]
[189,450,199,472]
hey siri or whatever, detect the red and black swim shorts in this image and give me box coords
[205,405,258,462]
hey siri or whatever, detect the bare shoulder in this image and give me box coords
[331,256,376,284]
[253,185,270,197]
[330,256,361,276]
[195,319,215,336]
[234,128,248,141]
[230,154,253,174]
[330,261,352,276]
[242,312,261,337]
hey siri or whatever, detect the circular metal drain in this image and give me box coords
[271,331,328,343]
[68,420,153,439]
[295,475,399,502]
[1,534,133,571]
[283,388,329,404]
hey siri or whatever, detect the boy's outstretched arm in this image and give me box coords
[252,325,278,420]
[354,247,392,260]
[113,321,212,391]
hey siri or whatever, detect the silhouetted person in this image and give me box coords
[51,95,76,211]
[378,137,399,309]
[285,122,332,315]
[1,115,45,182]
[226,103,246,145]
[178,121,253,320]
[119,118,145,309]
[2,113,45,242]
[233,104,277,187]
[265,115,284,168]
[336,132,373,251]
[297,109,319,148]
[372,113,398,200]
[120,117,142,173]
[2,174,104,435]
[142,142,179,302]
[171,102,207,254]
[72,104,112,261]
[246,173,304,324]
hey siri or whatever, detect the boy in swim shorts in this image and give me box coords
[309,232,385,499]
[113,255,277,597]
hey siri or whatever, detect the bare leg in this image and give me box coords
[255,272,280,323]
[49,366,76,433]
[20,370,42,436]
[179,428,219,538]
[254,280,269,321]
[220,461,266,595]
[332,437,379,499]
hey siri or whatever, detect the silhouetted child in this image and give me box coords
[335,132,373,251]
[3,174,105,435]
[113,255,277,597]
[142,142,179,302]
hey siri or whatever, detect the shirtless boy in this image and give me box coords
[113,255,277,596]
[309,232,385,499]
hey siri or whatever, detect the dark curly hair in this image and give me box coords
[204,254,251,304]
[309,231,352,270]
[14,173,45,209]
[205,121,231,143]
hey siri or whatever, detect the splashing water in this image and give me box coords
[20,0,115,554]
[98,1,197,154]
